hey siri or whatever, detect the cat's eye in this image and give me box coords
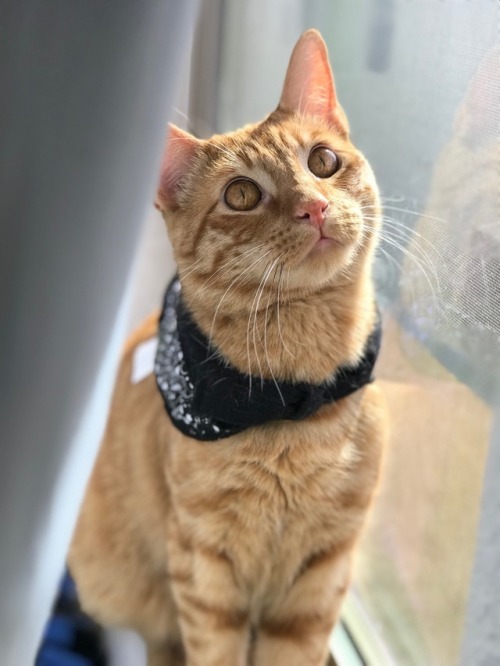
[308,146,340,178]
[224,178,262,211]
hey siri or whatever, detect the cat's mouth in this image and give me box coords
[307,228,342,256]
[311,236,336,253]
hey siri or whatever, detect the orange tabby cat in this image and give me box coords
[69,30,387,666]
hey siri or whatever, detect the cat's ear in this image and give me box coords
[155,124,200,211]
[279,29,348,134]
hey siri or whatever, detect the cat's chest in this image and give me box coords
[222,428,362,595]
[171,411,364,561]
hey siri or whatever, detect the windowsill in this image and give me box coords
[343,314,492,665]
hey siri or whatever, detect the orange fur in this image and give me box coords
[69,30,387,666]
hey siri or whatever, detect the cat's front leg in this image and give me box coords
[147,640,185,666]
[255,548,352,666]
[167,523,250,666]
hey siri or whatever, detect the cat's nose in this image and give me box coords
[295,198,329,228]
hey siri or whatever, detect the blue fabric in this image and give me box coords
[36,646,91,666]
[44,617,79,648]
[59,572,78,601]
[35,570,107,666]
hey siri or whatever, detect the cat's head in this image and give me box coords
[155,30,380,312]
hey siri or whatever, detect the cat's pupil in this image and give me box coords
[224,178,261,211]
[308,146,340,178]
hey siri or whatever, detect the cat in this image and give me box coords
[69,29,387,666]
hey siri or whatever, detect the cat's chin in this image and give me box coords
[303,231,355,265]
[287,241,358,291]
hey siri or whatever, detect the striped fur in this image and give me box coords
[69,30,387,666]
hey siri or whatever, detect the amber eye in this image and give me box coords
[224,178,262,211]
[308,146,340,178]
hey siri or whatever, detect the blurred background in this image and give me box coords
[1,1,499,665]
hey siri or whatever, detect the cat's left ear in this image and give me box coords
[155,124,201,212]
[278,29,349,134]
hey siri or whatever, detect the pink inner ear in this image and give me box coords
[155,125,199,211]
[279,30,346,131]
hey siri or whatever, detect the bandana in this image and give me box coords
[154,276,381,441]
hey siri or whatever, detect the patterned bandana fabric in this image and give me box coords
[155,276,382,441]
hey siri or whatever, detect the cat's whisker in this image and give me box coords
[251,260,277,389]
[179,246,266,315]
[193,243,268,295]
[263,256,286,405]
[378,222,444,285]
[208,249,273,351]
[379,194,407,204]
[367,224,440,304]
[364,212,446,256]
[378,246,420,311]
[364,216,443,291]
[276,264,297,359]
[362,202,446,226]
[382,205,446,225]
[172,107,190,123]
[286,266,293,305]
[376,245,414,295]
[247,269,266,395]
[202,243,267,282]
[245,256,278,396]
[178,255,209,281]
[376,245,402,272]
[366,216,442,273]
[381,227,443,292]
[180,244,262,285]
[283,266,310,320]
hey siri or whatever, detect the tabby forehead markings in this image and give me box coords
[247,130,299,174]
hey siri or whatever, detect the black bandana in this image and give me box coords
[154,276,381,441]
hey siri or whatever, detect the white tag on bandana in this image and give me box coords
[131,337,158,384]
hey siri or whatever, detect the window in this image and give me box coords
[187,1,500,663]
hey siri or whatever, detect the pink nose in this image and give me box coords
[295,198,328,228]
